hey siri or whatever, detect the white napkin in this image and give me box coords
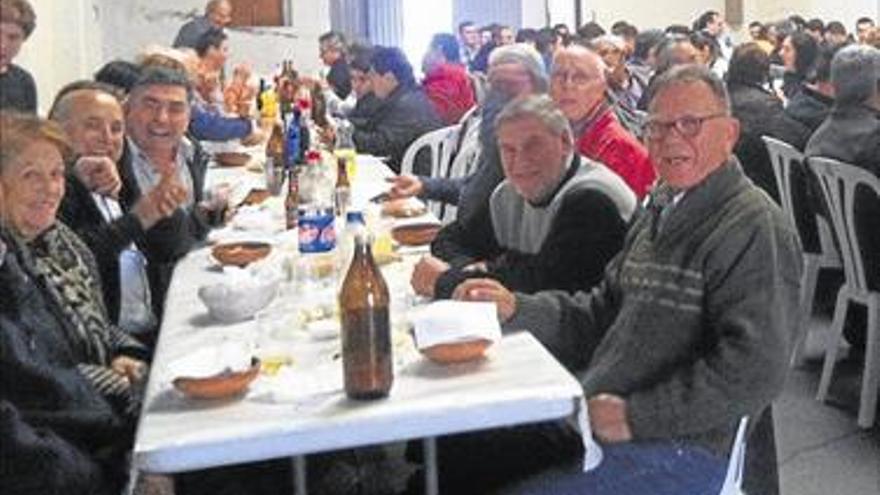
[166,342,252,379]
[411,301,501,350]
[230,204,283,233]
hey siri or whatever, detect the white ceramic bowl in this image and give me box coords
[198,278,279,323]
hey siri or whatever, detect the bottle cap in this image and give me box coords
[306,150,321,163]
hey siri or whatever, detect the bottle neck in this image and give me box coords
[352,233,372,261]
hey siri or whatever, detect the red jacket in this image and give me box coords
[423,62,476,125]
[575,106,656,199]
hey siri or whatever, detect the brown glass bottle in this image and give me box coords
[265,122,285,194]
[334,156,351,217]
[339,234,392,400]
[285,167,299,230]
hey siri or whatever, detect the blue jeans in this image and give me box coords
[503,441,727,495]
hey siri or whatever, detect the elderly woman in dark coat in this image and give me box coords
[0,112,147,494]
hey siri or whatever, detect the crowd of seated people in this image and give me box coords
[0,0,877,492]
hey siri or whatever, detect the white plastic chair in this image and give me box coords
[436,138,482,224]
[762,136,842,366]
[719,416,749,495]
[400,124,461,177]
[809,157,880,428]
[400,125,461,218]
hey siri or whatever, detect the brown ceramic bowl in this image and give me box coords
[421,338,492,364]
[173,358,261,400]
[391,224,441,246]
[215,151,251,167]
[239,188,272,207]
[211,241,272,267]
[381,198,427,218]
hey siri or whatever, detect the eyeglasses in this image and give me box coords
[644,113,727,140]
[550,70,599,86]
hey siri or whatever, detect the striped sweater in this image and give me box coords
[506,159,803,457]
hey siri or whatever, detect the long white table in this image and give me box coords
[132,155,590,494]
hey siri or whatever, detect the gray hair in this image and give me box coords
[831,44,880,105]
[494,94,572,142]
[488,43,550,92]
[130,66,193,101]
[590,34,626,51]
[647,63,731,113]
[48,80,122,122]
[319,31,348,55]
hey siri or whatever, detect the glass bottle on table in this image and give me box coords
[334,120,357,182]
[285,167,299,230]
[339,232,393,400]
[297,151,336,254]
[334,156,351,218]
[265,121,285,195]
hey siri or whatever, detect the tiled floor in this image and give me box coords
[775,318,880,495]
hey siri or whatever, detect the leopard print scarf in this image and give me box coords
[28,223,111,365]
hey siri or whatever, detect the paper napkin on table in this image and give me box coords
[410,300,501,350]
[166,342,252,379]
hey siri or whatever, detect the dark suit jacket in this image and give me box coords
[327,58,352,100]
[58,171,146,326]
[728,82,811,202]
[117,139,210,319]
[806,103,880,177]
[352,84,444,174]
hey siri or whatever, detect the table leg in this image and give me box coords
[292,456,307,495]
[423,437,438,495]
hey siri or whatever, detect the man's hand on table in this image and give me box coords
[411,255,449,297]
[387,174,423,199]
[588,393,633,443]
[452,278,517,322]
[74,155,122,198]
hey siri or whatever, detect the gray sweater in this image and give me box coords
[507,159,803,457]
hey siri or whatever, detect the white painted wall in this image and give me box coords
[17,0,877,117]
[17,0,329,115]
[17,0,103,115]
[521,0,725,31]
[95,0,329,78]
[779,0,877,32]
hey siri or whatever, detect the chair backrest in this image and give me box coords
[469,72,488,105]
[457,105,479,127]
[762,136,801,228]
[762,136,830,255]
[808,157,880,293]
[399,124,461,178]
[719,416,749,495]
[436,137,483,224]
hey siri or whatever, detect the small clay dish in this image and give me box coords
[420,338,492,364]
[381,198,427,218]
[214,151,251,167]
[173,358,261,399]
[391,224,441,246]
[211,241,272,267]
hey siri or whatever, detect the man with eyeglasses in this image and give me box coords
[550,45,654,198]
[450,64,802,494]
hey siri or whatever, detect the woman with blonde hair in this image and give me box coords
[0,112,146,493]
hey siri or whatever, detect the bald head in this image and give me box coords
[206,0,232,28]
[550,45,608,122]
[51,87,125,161]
